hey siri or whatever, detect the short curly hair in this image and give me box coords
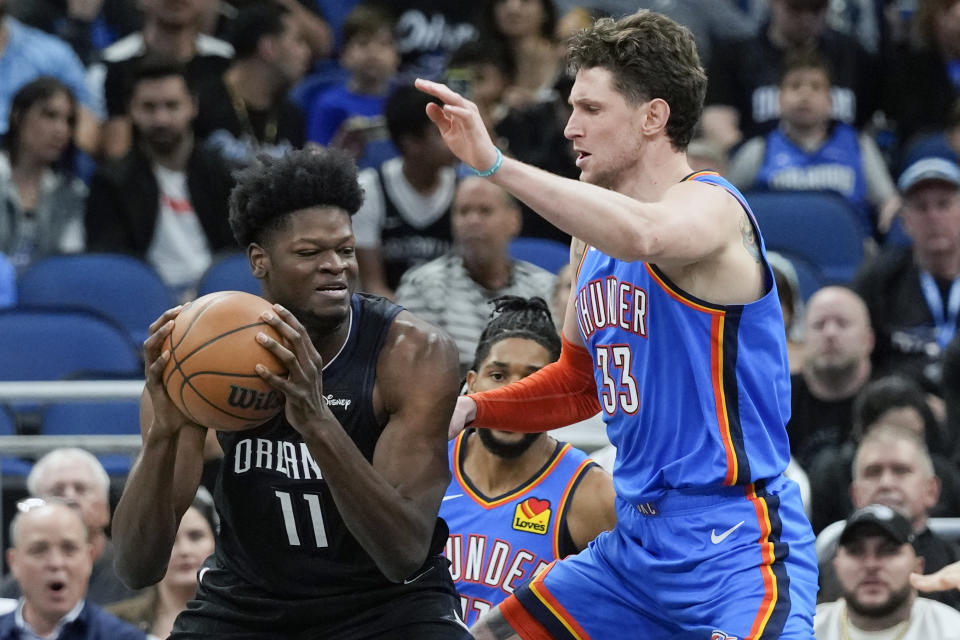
[229,148,364,247]
[567,10,706,150]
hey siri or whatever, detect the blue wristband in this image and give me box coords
[472,148,503,178]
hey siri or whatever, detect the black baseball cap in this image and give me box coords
[839,504,916,548]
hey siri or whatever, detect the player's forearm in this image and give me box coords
[471,335,601,431]
[301,423,438,581]
[112,429,200,588]
[490,157,662,261]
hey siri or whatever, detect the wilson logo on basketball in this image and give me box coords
[512,497,551,534]
[227,385,284,411]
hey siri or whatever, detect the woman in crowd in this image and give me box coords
[0,77,86,271]
[109,489,218,640]
[476,0,562,109]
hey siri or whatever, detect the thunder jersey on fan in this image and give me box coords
[574,171,791,506]
[213,293,448,597]
[440,431,597,626]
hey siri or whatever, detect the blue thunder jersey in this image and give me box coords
[439,431,596,626]
[574,171,791,506]
[213,293,448,598]
[756,121,871,233]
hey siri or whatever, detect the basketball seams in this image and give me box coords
[161,291,285,431]
[164,292,232,388]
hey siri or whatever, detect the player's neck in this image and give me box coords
[617,142,693,202]
[463,432,556,497]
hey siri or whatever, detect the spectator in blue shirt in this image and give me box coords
[306,2,398,156]
[0,3,100,155]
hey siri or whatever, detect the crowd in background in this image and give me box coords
[1,0,960,636]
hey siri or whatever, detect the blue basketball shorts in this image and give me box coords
[498,475,818,639]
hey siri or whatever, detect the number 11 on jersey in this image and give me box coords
[275,490,329,547]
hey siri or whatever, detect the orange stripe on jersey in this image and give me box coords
[500,594,556,640]
[455,436,574,509]
[644,264,724,314]
[745,484,778,639]
[551,459,594,558]
[683,170,721,182]
[711,314,738,485]
[575,243,590,279]
[528,565,593,640]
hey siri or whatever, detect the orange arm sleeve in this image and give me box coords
[469,334,601,432]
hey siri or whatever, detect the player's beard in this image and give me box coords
[477,429,540,459]
[843,581,913,619]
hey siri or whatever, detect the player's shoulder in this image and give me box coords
[380,308,459,370]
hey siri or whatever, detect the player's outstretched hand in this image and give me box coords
[414,78,500,174]
[256,304,334,436]
[911,562,960,592]
[143,305,198,437]
[449,395,477,440]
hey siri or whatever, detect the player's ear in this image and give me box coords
[465,370,478,393]
[642,98,670,137]
[248,243,269,279]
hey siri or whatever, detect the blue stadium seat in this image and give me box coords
[745,191,867,284]
[17,253,176,344]
[0,307,141,382]
[42,401,141,475]
[196,252,261,297]
[0,405,31,477]
[509,237,570,274]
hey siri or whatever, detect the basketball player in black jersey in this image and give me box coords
[111,148,471,639]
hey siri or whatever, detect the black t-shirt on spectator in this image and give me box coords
[786,373,856,469]
[194,74,306,167]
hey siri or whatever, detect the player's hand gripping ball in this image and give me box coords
[162,291,287,431]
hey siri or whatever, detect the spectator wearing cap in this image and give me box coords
[815,503,960,639]
[853,157,960,391]
[107,489,217,639]
[816,423,960,610]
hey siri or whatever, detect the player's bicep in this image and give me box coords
[372,317,460,505]
[653,183,740,265]
[566,465,617,551]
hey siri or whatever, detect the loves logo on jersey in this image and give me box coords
[512,497,551,535]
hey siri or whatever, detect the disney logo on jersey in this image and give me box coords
[711,631,738,640]
[512,497,551,534]
[323,394,352,411]
[576,276,648,340]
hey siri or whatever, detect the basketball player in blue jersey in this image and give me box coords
[111,148,472,639]
[417,9,819,640]
[441,296,616,626]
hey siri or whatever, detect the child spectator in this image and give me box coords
[727,50,900,236]
[306,3,398,152]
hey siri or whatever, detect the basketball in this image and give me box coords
[162,291,287,431]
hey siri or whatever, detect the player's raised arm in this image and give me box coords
[415,77,734,269]
[113,307,208,589]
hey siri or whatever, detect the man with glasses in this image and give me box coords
[0,498,143,639]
